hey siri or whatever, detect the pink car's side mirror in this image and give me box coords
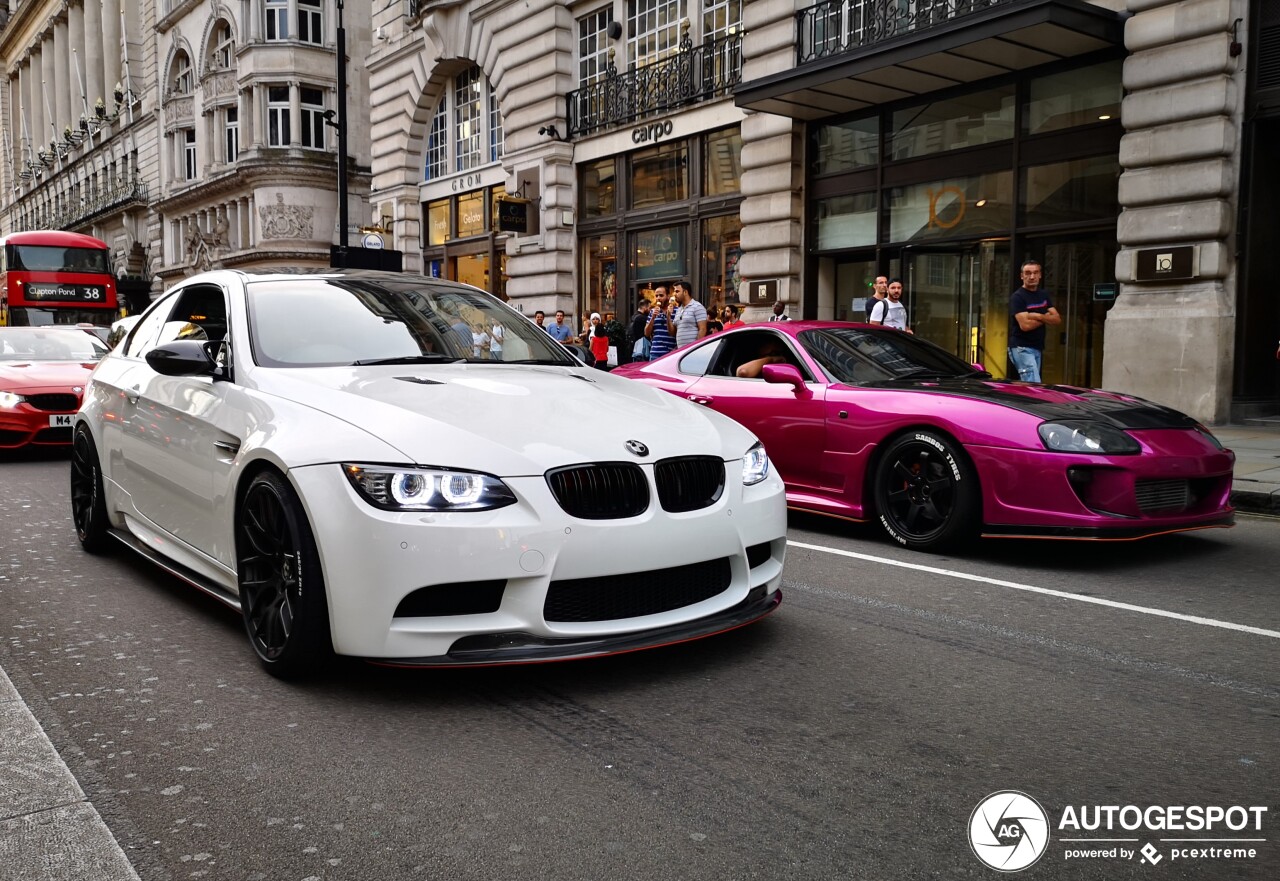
[761,363,811,397]
[972,362,985,373]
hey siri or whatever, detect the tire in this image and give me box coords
[70,426,112,554]
[873,431,979,552]
[236,471,334,678]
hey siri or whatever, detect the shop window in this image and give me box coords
[631,142,688,209]
[456,191,486,238]
[427,199,450,246]
[816,193,877,250]
[888,86,1015,161]
[582,235,619,319]
[887,172,1012,243]
[701,214,742,310]
[813,116,878,175]
[704,128,742,197]
[633,226,686,283]
[1022,156,1120,227]
[1026,61,1122,135]
[580,158,617,217]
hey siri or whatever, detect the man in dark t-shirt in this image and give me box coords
[1008,260,1061,383]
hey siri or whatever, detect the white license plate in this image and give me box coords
[48,414,74,428]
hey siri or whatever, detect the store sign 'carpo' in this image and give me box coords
[633,119,674,144]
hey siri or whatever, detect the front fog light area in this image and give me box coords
[742,442,770,485]
[345,464,516,511]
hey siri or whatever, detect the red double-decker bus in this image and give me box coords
[0,230,117,330]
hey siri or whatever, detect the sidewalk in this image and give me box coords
[1217,421,1280,516]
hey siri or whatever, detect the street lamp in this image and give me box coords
[331,0,350,265]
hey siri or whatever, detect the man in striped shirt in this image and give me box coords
[645,284,677,359]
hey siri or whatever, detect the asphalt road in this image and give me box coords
[1,452,1277,880]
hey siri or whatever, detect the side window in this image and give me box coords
[155,285,228,347]
[677,338,722,376]
[721,331,811,380]
[122,293,179,359]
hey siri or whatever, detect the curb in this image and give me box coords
[1230,485,1280,516]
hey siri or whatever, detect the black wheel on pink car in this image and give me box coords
[873,430,979,552]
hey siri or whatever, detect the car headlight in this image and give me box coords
[343,464,517,511]
[0,391,25,409]
[1038,421,1140,455]
[742,442,770,485]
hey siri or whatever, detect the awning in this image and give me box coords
[736,0,1126,120]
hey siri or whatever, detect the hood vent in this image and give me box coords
[396,376,445,385]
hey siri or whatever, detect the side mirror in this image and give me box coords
[146,340,217,377]
[761,362,811,397]
[564,343,592,365]
[972,362,985,373]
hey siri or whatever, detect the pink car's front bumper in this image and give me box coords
[968,429,1235,539]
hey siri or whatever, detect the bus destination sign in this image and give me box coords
[22,282,110,304]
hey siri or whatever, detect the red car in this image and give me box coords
[0,327,107,449]
[614,322,1235,551]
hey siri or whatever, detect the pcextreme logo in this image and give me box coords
[969,792,1270,871]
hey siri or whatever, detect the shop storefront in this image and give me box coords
[420,177,511,299]
[577,126,744,324]
[806,58,1122,386]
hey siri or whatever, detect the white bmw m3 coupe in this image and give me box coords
[71,271,786,677]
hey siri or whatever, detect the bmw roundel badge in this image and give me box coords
[625,440,649,457]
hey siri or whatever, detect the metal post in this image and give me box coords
[335,0,349,262]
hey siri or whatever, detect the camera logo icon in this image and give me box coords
[969,790,1051,872]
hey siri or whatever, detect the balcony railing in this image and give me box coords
[797,0,1014,64]
[567,30,744,139]
[13,173,149,232]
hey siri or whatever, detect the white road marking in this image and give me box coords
[787,540,1280,640]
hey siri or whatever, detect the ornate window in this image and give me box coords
[298,0,324,45]
[211,21,235,69]
[171,52,193,95]
[267,86,291,146]
[301,87,326,149]
[422,67,503,181]
[224,107,239,163]
[628,0,682,68]
[266,0,289,41]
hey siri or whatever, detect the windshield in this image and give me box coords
[799,327,977,384]
[246,277,576,368]
[7,307,114,328]
[7,244,111,274]
[0,328,109,362]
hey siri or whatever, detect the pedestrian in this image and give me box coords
[471,322,491,359]
[629,298,651,362]
[769,301,790,322]
[864,275,888,323]
[723,304,744,330]
[533,310,546,330]
[1008,259,1061,383]
[586,312,610,370]
[546,309,575,344]
[706,306,724,335]
[671,279,708,347]
[869,278,912,333]
[489,320,504,361]
[645,284,677,360]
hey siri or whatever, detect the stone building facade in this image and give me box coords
[0,0,371,296]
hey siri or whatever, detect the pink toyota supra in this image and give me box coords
[614,322,1235,552]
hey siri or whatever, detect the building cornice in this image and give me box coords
[154,156,370,214]
[157,0,204,35]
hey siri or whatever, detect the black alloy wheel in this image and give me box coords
[70,426,111,554]
[873,431,979,552]
[236,471,333,678]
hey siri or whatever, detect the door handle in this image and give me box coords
[687,395,714,405]
[124,385,139,404]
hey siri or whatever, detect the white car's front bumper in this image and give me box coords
[289,461,787,663]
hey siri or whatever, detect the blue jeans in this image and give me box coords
[1009,346,1042,383]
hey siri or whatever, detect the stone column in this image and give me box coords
[51,20,68,137]
[19,61,33,160]
[39,40,54,148]
[83,0,104,110]
[68,2,85,120]
[102,0,122,100]
[289,80,301,146]
[249,86,263,148]
[1105,0,1247,423]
